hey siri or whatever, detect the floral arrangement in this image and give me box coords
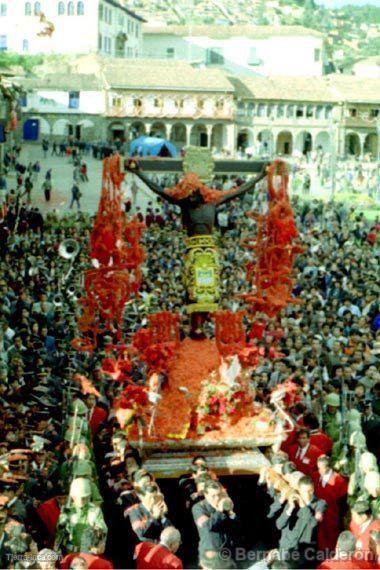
[101,356,132,382]
[196,370,253,433]
[113,385,148,411]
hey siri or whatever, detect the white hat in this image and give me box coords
[69,477,91,499]
[359,452,378,473]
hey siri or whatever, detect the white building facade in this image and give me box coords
[0,0,144,57]
[143,25,326,77]
[18,59,380,160]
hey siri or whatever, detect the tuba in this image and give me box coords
[53,294,64,307]
[58,239,80,260]
[58,239,80,283]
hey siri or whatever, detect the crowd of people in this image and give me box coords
[0,138,379,569]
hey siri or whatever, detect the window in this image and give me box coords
[118,14,123,25]
[314,48,321,62]
[34,2,41,15]
[135,23,139,37]
[215,98,224,111]
[134,98,142,108]
[21,95,27,107]
[277,104,285,118]
[296,106,304,118]
[316,105,323,119]
[206,48,224,65]
[166,47,175,59]
[257,103,265,117]
[58,1,64,15]
[237,101,245,116]
[248,46,258,65]
[25,2,32,15]
[77,1,84,15]
[370,108,379,118]
[306,105,314,118]
[267,105,274,118]
[113,97,122,108]
[98,33,102,49]
[22,39,29,52]
[68,1,74,15]
[247,102,255,117]
[104,36,112,53]
[108,8,112,23]
[99,3,103,20]
[0,34,7,51]
[68,124,74,136]
[325,105,332,119]
[69,91,80,109]
[286,105,294,118]
[0,4,7,16]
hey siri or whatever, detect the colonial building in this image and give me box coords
[232,75,380,158]
[142,25,326,77]
[21,56,236,150]
[0,0,144,58]
[19,56,380,159]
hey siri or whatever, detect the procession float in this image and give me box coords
[71,148,302,477]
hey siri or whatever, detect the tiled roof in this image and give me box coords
[143,24,324,38]
[231,74,380,104]
[101,60,234,91]
[22,73,103,91]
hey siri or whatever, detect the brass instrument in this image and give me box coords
[58,239,80,283]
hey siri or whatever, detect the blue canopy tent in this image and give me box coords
[130,136,177,158]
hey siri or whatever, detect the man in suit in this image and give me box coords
[192,480,237,569]
[275,475,327,568]
[128,487,172,543]
[289,429,324,476]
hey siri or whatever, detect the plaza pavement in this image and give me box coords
[6,143,159,215]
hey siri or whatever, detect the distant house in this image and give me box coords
[0,0,145,58]
[353,56,380,79]
[142,24,326,77]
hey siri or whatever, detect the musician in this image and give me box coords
[312,455,348,556]
[288,429,323,476]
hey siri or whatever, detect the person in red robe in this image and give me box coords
[134,526,183,569]
[318,530,374,569]
[288,428,323,476]
[304,413,333,455]
[61,553,113,569]
[349,500,380,564]
[312,455,348,556]
[36,496,62,539]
